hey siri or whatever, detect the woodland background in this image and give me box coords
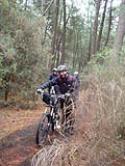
[0,0,125,107]
[1,1,125,165]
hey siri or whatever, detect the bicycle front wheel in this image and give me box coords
[36,113,49,146]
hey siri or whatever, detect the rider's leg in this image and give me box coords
[54,85,61,95]
[43,92,50,105]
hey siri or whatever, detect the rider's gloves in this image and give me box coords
[37,88,43,95]
[65,93,70,97]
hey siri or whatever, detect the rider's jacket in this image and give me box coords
[39,75,76,94]
[48,73,58,81]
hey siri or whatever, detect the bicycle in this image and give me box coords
[36,87,75,146]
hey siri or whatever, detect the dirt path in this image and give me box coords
[0,90,96,166]
[31,90,97,166]
[1,90,123,166]
[0,97,89,166]
[0,107,42,166]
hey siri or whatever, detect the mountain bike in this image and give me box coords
[36,87,75,146]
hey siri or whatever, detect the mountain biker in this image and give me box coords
[37,65,76,103]
[48,68,58,81]
[48,68,58,93]
[37,65,76,130]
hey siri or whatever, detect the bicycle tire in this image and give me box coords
[36,114,49,146]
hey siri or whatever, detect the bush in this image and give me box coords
[0,1,49,106]
[83,50,125,165]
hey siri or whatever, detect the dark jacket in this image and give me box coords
[48,73,58,81]
[39,75,76,94]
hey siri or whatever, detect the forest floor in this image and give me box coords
[0,104,43,166]
[0,90,91,166]
[0,89,125,166]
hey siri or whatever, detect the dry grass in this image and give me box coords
[31,64,125,166]
[84,64,125,166]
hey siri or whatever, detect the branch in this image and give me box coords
[42,0,54,16]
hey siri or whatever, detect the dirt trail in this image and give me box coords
[0,90,95,166]
[31,89,96,166]
[0,107,43,166]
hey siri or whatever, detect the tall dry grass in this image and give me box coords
[84,58,125,166]
[31,58,125,166]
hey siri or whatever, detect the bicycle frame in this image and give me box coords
[44,87,58,131]
[36,87,76,145]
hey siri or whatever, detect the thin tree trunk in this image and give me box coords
[113,0,125,57]
[4,75,10,102]
[72,30,79,69]
[5,86,9,102]
[24,0,28,11]
[97,0,108,51]
[91,0,102,55]
[42,19,49,45]
[56,34,62,66]
[55,6,72,65]
[42,7,52,45]
[51,0,60,69]
[78,33,83,72]
[42,0,54,16]
[72,30,76,69]
[51,0,60,55]
[105,0,113,47]
[88,22,93,61]
[60,0,66,64]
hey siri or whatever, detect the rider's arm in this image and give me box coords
[39,77,58,90]
[68,76,76,93]
[48,74,52,81]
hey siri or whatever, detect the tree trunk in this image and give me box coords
[97,0,108,51]
[51,0,60,69]
[60,0,66,64]
[88,22,93,61]
[78,33,83,72]
[4,75,10,102]
[113,0,125,57]
[5,86,9,102]
[91,0,102,55]
[105,0,113,47]
[72,30,78,69]
[24,0,28,11]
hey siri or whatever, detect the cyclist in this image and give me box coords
[37,65,76,130]
[48,68,58,81]
[37,65,76,103]
[48,68,58,93]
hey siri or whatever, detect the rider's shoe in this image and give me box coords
[55,121,61,129]
[56,124,61,129]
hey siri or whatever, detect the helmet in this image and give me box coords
[57,65,68,79]
[52,68,57,72]
[74,71,79,76]
[57,65,68,72]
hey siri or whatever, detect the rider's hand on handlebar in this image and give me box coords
[65,92,70,97]
[37,88,44,95]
